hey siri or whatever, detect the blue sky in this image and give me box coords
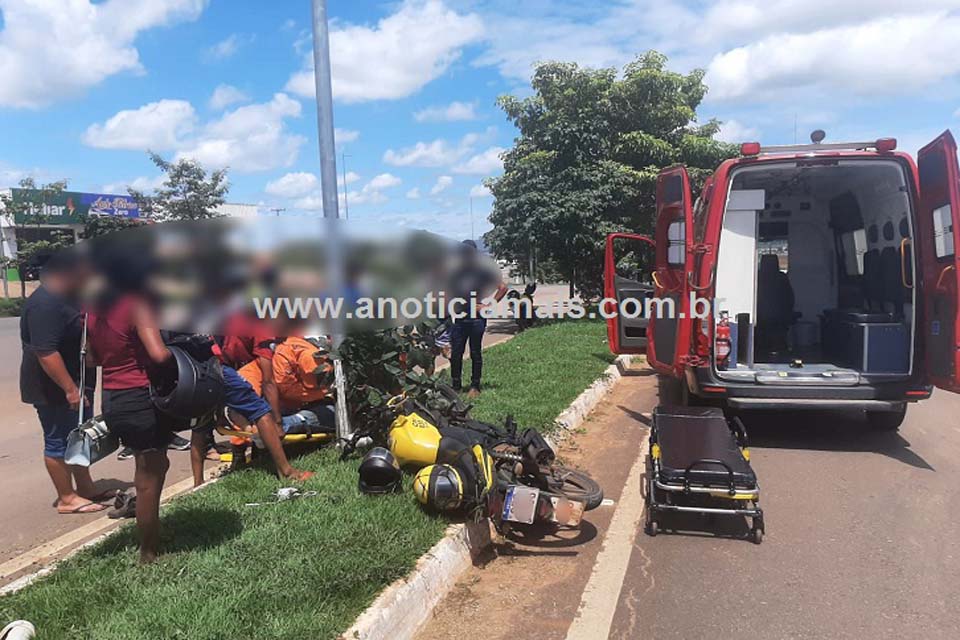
[3,0,960,240]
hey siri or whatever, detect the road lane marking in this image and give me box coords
[565,433,649,640]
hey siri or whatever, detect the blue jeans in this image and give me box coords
[450,318,486,390]
[36,405,79,459]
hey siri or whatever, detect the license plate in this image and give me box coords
[502,485,540,524]
[548,496,585,526]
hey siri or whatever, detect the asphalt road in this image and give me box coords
[420,372,960,640]
[610,390,960,640]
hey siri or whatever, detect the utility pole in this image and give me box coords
[341,152,351,219]
[311,0,351,443]
[469,196,475,242]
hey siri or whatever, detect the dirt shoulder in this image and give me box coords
[418,371,657,640]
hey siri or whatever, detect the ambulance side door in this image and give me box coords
[604,233,655,354]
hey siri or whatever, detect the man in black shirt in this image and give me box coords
[20,250,107,514]
[448,240,507,398]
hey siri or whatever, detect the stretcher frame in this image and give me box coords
[645,407,765,544]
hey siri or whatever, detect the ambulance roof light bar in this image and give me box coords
[740,131,897,157]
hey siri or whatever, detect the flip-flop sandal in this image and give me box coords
[58,501,108,515]
[84,490,116,503]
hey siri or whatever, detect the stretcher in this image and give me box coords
[646,405,765,543]
[215,406,336,468]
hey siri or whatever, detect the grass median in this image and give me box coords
[0,319,613,639]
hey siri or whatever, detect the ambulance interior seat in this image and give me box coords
[756,253,796,354]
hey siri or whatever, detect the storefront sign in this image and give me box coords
[10,188,140,224]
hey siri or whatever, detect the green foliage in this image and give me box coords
[486,50,738,298]
[337,322,449,440]
[81,214,148,239]
[0,297,24,317]
[129,152,229,222]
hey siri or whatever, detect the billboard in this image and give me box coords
[9,188,140,224]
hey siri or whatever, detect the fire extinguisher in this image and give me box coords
[715,311,732,370]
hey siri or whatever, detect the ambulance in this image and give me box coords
[605,131,960,430]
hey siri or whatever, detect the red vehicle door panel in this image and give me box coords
[647,167,694,376]
[917,131,960,393]
[604,233,655,354]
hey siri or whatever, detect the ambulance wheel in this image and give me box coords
[867,405,906,431]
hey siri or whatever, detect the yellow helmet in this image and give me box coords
[413,464,464,512]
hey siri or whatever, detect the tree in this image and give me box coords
[0,178,74,297]
[129,153,229,222]
[485,51,738,298]
[81,214,147,239]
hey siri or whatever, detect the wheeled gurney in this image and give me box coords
[646,405,765,543]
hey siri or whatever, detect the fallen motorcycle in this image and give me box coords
[506,282,538,331]
[382,389,603,532]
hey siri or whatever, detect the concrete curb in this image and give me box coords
[339,355,635,640]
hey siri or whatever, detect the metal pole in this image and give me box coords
[311,0,352,443]
[469,197,474,241]
[312,0,339,221]
[341,152,350,220]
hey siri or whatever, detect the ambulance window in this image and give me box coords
[841,229,867,275]
[933,204,955,258]
[667,220,685,265]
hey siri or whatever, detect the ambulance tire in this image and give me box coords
[866,404,906,431]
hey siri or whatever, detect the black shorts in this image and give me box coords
[102,387,175,452]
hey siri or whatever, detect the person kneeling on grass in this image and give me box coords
[190,333,314,487]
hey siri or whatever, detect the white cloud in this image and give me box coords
[366,173,402,190]
[102,175,165,194]
[384,139,462,167]
[335,128,360,144]
[209,84,250,111]
[414,101,478,122]
[285,0,484,103]
[0,0,208,109]
[383,129,494,168]
[469,184,492,198]
[266,172,319,198]
[204,33,250,61]
[430,175,454,195]
[452,146,504,175]
[714,119,760,144]
[175,93,306,173]
[343,171,361,185]
[82,100,197,150]
[406,188,421,199]
[705,12,960,102]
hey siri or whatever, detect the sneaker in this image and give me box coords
[467,387,481,399]
[168,434,191,451]
[117,446,135,461]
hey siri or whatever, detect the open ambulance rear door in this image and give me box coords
[645,167,695,377]
[604,233,655,354]
[917,131,960,393]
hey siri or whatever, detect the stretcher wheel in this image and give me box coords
[645,519,659,537]
[752,527,763,544]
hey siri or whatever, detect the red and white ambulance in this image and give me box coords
[605,131,960,430]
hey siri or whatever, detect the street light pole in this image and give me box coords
[469,196,475,242]
[311,0,351,442]
[341,151,351,219]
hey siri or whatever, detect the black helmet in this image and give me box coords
[151,346,225,419]
[359,447,402,495]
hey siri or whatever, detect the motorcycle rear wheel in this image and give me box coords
[547,466,603,510]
